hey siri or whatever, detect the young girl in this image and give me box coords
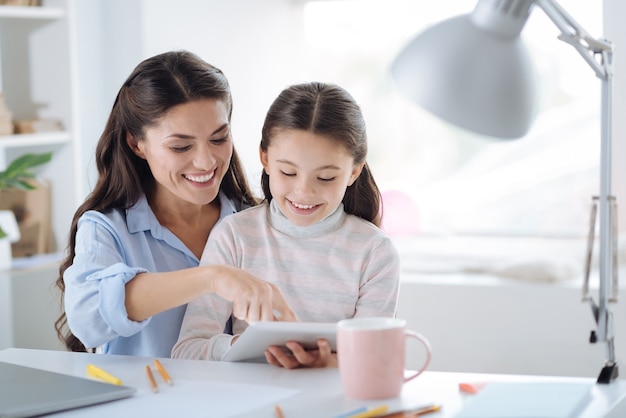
[172,82,400,368]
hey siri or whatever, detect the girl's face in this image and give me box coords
[260,129,363,227]
[129,99,233,207]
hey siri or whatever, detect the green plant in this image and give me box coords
[0,152,52,190]
[0,152,52,239]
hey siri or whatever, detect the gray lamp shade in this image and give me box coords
[391,14,538,139]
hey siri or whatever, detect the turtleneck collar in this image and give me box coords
[268,198,346,238]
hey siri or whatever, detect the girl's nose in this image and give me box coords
[295,177,315,196]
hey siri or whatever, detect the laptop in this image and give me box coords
[0,361,136,418]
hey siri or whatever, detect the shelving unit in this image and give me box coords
[0,132,70,160]
[0,0,80,351]
[0,0,82,255]
[0,5,64,19]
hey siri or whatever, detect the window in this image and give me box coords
[301,0,602,238]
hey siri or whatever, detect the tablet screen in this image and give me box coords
[221,321,337,362]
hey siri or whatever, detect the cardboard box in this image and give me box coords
[0,180,53,257]
[14,118,63,134]
[0,1,40,5]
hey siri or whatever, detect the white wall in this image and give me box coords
[72,0,143,194]
[397,273,625,378]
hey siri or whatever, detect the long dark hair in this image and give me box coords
[260,81,381,225]
[54,50,257,352]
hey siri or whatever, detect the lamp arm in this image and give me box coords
[536,0,618,383]
[536,0,612,80]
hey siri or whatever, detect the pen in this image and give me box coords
[145,365,159,393]
[346,405,389,418]
[86,363,122,385]
[154,359,173,385]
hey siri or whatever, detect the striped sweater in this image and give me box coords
[172,199,400,360]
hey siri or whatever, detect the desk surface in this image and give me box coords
[1,348,626,418]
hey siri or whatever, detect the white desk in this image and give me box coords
[1,348,626,418]
[0,261,64,351]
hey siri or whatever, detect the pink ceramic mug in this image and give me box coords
[337,317,432,399]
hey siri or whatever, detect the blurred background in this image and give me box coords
[72,0,615,240]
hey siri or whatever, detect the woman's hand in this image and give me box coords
[209,265,297,323]
[264,338,337,369]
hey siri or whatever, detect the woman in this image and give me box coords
[54,50,294,357]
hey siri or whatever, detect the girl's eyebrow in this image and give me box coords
[276,159,340,171]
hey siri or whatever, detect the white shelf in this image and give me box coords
[0,131,70,149]
[0,0,79,351]
[0,5,64,20]
[0,0,80,259]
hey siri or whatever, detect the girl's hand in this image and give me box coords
[264,338,337,369]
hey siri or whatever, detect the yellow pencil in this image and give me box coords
[348,405,389,418]
[375,404,441,418]
[154,359,173,385]
[415,404,441,416]
[86,363,122,385]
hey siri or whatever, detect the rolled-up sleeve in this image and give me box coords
[64,216,148,349]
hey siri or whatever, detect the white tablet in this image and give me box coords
[221,321,338,363]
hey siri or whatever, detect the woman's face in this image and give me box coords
[129,99,233,207]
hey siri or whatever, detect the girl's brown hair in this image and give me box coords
[260,82,381,225]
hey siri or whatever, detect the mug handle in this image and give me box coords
[404,330,432,383]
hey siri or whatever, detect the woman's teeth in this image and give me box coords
[184,172,215,183]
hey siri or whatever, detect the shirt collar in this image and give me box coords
[126,192,239,234]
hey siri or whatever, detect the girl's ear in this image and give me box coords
[348,162,365,186]
[126,133,145,159]
[259,146,269,173]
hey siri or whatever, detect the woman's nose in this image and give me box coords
[193,146,216,170]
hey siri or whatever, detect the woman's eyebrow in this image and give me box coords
[164,123,230,140]
[211,123,229,136]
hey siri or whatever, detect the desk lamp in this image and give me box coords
[391,0,618,383]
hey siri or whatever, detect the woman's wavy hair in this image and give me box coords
[54,50,257,352]
[260,81,381,225]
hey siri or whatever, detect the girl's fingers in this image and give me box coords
[267,346,300,369]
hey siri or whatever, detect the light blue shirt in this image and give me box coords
[63,192,241,358]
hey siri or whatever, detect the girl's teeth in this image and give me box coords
[292,202,315,209]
